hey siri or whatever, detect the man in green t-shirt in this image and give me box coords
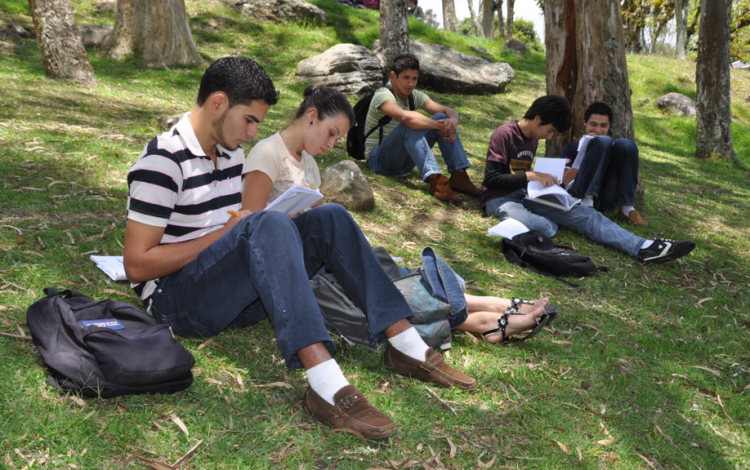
[364,54,481,203]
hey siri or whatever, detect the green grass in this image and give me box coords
[1,1,749,468]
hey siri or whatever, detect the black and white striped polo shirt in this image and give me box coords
[126,113,244,302]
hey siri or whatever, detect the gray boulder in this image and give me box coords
[503,38,526,55]
[320,160,375,211]
[95,0,117,12]
[224,0,327,25]
[0,24,33,40]
[373,39,514,94]
[296,44,384,97]
[79,25,113,47]
[158,113,184,132]
[655,92,696,117]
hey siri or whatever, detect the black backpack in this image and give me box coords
[346,85,415,160]
[502,230,604,287]
[26,288,195,398]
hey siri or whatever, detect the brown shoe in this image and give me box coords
[426,174,462,204]
[383,345,477,390]
[449,169,482,198]
[303,385,398,440]
[618,209,648,227]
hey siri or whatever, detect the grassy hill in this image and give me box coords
[1,0,749,468]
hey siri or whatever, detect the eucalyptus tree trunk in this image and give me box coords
[695,0,736,161]
[675,0,688,60]
[544,0,642,200]
[497,0,505,38]
[506,0,515,38]
[467,0,480,35]
[442,0,459,31]
[104,0,202,67]
[480,0,494,39]
[28,0,97,87]
[380,0,410,69]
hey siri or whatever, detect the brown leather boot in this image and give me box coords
[427,174,462,204]
[448,169,482,198]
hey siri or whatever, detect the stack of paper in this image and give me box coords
[265,185,323,215]
[488,218,530,238]
[90,255,127,281]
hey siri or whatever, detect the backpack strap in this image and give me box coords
[42,287,87,298]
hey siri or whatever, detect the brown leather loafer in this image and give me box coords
[383,345,477,390]
[427,174,462,204]
[449,169,482,198]
[618,209,648,227]
[303,385,398,440]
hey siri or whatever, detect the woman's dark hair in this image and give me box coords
[294,86,354,127]
[523,95,572,133]
[197,56,279,108]
[583,101,614,124]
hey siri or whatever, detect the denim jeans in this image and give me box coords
[485,190,646,257]
[567,136,639,210]
[485,189,559,238]
[367,113,470,181]
[149,204,412,369]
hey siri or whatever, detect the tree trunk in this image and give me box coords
[497,0,505,38]
[545,0,642,200]
[28,0,97,87]
[675,0,688,59]
[480,0,494,39]
[380,0,410,69]
[467,0,480,35]
[506,0,515,38]
[695,0,736,161]
[104,0,202,67]
[442,0,459,31]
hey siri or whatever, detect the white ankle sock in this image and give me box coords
[581,195,594,208]
[388,327,429,362]
[621,205,635,216]
[306,359,349,406]
[641,240,654,249]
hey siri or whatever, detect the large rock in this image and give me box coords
[296,44,384,97]
[224,0,326,25]
[655,92,696,117]
[373,39,514,94]
[79,25,113,47]
[0,24,33,40]
[320,160,375,211]
[503,38,526,55]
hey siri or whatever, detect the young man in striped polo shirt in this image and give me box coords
[364,53,481,203]
[123,57,475,440]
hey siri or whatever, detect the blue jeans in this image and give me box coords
[485,190,646,257]
[149,204,412,369]
[367,113,470,181]
[567,136,639,210]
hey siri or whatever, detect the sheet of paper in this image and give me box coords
[90,255,127,281]
[264,185,323,214]
[488,218,530,238]
[532,157,566,181]
[572,135,594,169]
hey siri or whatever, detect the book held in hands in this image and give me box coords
[525,157,581,212]
[264,184,323,215]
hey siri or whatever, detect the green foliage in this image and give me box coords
[0,0,28,16]
[512,17,542,51]
[1,1,749,469]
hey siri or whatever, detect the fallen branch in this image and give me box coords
[425,386,458,416]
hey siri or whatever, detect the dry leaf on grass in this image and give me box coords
[691,365,721,377]
[68,395,87,407]
[328,428,367,445]
[477,454,496,468]
[696,297,713,307]
[196,338,214,351]
[170,414,189,437]
[136,455,175,470]
[597,439,615,446]
[552,340,573,345]
[255,382,292,389]
[556,441,569,454]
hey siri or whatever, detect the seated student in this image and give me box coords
[243,85,552,343]
[561,101,646,227]
[480,95,696,264]
[408,0,425,21]
[365,53,481,203]
[123,57,477,441]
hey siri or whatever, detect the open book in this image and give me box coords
[265,184,323,214]
[525,157,581,211]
